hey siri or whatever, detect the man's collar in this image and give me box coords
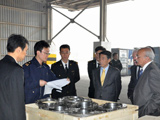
[61,60,69,68]
[142,61,152,71]
[101,64,110,70]
[32,57,45,67]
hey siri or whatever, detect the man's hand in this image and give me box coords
[67,78,70,85]
[39,80,47,87]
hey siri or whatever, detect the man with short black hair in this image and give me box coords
[51,44,80,99]
[88,46,106,98]
[110,53,122,71]
[23,40,57,104]
[92,51,121,101]
[0,34,28,120]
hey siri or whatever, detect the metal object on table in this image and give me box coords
[54,103,66,112]
[101,103,127,111]
[63,96,83,108]
[35,96,127,117]
[36,97,57,110]
[80,98,92,109]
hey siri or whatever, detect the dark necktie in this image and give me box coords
[98,63,100,68]
[138,68,143,79]
[65,64,68,73]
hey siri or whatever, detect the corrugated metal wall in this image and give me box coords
[0,0,48,65]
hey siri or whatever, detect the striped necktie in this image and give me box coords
[138,68,143,79]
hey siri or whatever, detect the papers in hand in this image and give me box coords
[44,78,70,95]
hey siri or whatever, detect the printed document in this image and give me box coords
[44,78,70,95]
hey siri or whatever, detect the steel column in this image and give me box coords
[47,3,52,44]
[100,0,107,42]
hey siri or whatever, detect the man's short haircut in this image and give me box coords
[34,40,50,56]
[144,47,155,60]
[147,46,155,54]
[132,48,139,54]
[113,53,118,57]
[60,44,70,51]
[99,50,111,59]
[7,34,29,52]
[95,46,106,53]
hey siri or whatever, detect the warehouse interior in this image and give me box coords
[1,0,160,120]
[0,0,129,65]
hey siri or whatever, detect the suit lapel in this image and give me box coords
[135,66,139,80]
[96,68,101,87]
[68,61,72,73]
[59,61,65,72]
[93,60,96,69]
[102,66,112,87]
[135,63,151,88]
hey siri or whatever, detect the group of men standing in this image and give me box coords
[88,45,160,117]
[0,34,80,120]
[128,47,160,117]
[23,42,80,104]
[1,34,160,120]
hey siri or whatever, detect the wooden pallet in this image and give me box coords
[26,98,138,120]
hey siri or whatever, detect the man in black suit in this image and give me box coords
[51,44,80,99]
[133,47,160,117]
[92,51,121,101]
[110,53,123,71]
[0,34,29,120]
[127,48,140,104]
[87,46,106,98]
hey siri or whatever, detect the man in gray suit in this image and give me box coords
[133,47,160,117]
[92,51,121,102]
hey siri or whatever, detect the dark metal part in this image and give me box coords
[36,96,127,117]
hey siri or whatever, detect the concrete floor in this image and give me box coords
[76,75,132,104]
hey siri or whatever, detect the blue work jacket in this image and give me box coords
[23,57,57,104]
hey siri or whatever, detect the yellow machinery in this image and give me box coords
[46,54,56,65]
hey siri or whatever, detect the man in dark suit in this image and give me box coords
[92,51,121,101]
[110,53,123,71]
[88,46,106,98]
[51,44,80,99]
[0,34,29,120]
[133,47,160,117]
[23,40,58,104]
[127,48,140,104]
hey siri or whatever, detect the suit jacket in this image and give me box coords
[110,59,123,71]
[88,59,97,98]
[0,55,26,120]
[127,65,139,104]
[92,65,121,102]
[23,57,57,104]
[51,60,80,99]
[133,62,160,117]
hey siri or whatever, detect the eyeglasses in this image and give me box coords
[41,51,50,55]
[60,52,70,54]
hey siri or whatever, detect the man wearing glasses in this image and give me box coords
[51,44,80,99]
[23,40,57,104]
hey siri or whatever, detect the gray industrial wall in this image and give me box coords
[0,0,48,65]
